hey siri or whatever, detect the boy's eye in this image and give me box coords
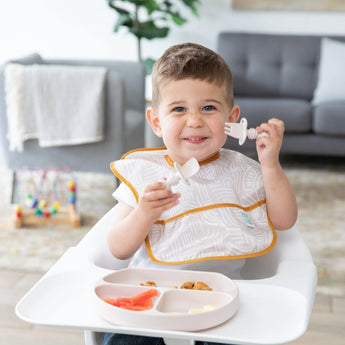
[173,107,186,113]
[203,105,216,111]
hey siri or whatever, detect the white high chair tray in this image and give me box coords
[16,206,317,344]
[16,248,316,344]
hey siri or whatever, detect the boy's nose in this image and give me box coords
[186,112,203,127]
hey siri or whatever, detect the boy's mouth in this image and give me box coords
[183,136,208,143]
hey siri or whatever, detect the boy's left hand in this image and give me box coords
[255,118,284,166]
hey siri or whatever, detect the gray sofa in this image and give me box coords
[217,32,345,156]
[0,54,146,174]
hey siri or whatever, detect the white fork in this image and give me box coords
[224,118,268,145]
[162,157,200,190]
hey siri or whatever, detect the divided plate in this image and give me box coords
[94,268,239,331]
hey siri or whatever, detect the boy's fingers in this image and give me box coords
[256,136,270,149]
[268,118,285,134]
[142,189,172,202]
[257,123,273,136]
[142,185,180,200]
[268,118,284,127]
[144,181,167,193]
[258,119,284,137]
[148,193,180,209]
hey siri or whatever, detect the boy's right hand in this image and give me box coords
[138,181,180,222]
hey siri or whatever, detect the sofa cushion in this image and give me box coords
[235,97,312,133]
[313,101,345,136]
[312,38,345,105]
[217,33,320,100]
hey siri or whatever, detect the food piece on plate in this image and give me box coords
[169,286,178,289]
[180,281,195,289]
[140,281,157,287]
[119,305,149,311]
[193,281,212,291]
[129,288,158,305]
[188,308,206,314]
[103,298,118,306]
[103,288,158,311]
[204,304,217,310]
[188,304,218,314]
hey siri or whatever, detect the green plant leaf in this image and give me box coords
[171,13,187,26]
[124,0,149,5]
[114,13,133,32]
[181,0,200,16]
[143,0,160,14]
[130,20,169,40]
[109,4,132,16]
[181,0,200,8]
[143,57,156,75]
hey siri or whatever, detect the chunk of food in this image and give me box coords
[180,281,195,289]
[188,304,218,314]
[140,281,157,287]
[180,281,212,290]
[193,282,212,291]
[103,288,158,311]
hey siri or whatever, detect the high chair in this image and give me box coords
[16,204,317,345]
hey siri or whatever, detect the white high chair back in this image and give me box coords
[80,205,317,345]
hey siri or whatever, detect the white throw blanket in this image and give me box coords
[5,63,107,152]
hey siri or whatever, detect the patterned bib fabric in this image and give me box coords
[111,148,276,265]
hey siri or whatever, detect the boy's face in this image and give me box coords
[147,78,240,164]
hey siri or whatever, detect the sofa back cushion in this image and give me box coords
[217,33,345,100]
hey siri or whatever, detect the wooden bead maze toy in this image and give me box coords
[13,167,81,228]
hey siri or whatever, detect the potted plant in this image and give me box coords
[107,0,201,73]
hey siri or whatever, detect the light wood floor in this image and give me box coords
[1,269,344,345]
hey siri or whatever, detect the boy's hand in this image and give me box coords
[138,181,180,223]
[255,118,284,166]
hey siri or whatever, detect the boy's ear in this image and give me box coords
[228,105,240,123]
[146,107,163,137]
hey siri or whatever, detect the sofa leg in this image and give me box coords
[10,170,16,204]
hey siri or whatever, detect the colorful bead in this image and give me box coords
[31,199,38,208]
[35,208,42,216]
[43,210,50,218]
[67,181,75,189]
[14,204,22,218]
[25,194,33,207]
[53,201,61,210]
[49,207,57,214]
[38,200,47,208]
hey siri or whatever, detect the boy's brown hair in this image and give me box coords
[151,42,234,108]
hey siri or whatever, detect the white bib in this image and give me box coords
[111,148,276,265]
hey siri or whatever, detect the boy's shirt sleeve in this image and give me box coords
[112,182,137,209]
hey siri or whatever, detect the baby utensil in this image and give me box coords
[164,157,200,190]
[224,118,268,145]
